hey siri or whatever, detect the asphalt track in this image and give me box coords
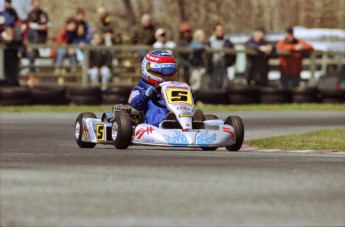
[1,111,345,226]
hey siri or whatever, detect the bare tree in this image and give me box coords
[121,0,137,25]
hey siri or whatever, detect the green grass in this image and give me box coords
[247,129,345,151]
[1,103,344,113]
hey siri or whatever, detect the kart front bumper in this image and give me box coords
[132,124,236,148]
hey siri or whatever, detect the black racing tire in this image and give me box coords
[204,114,218,120]
[228,86,260,104]
[70,95,102,105]
[319,89,345,103]
[225,116,244,151]
[0,98,32,106]
[0,86,31,99]
[103,86,132,96]
[102,94,129,105]
[260,95,292,104]
[68,87,102,97]
[291,87,319,95]
[75,112,97,148]
[31,86,67,105]
[292,94,320,103]
[229,94,259,104]
[291,87,320,103]
[112,113,132,149]
[193,109,206,121]
[194,90,229,104]
[259,87,292,104]
[227,86,259,94]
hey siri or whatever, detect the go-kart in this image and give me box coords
[74,81,244,151]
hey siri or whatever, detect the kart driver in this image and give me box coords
[128,50,178,127]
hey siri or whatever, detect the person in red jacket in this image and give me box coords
[277,27,313,88]
[53,17,77,75]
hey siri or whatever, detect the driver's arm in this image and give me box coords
[128,86,150,111]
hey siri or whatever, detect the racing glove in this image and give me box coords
[145,86,159,99]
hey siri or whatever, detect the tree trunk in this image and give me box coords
[177,0,187,22]
[122,0,137,25]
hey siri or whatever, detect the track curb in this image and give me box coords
[237,145,345,154]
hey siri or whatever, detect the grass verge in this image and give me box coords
[246,129,345,151]
[1,103,344,113]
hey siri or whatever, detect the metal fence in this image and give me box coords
[1,44,344,88]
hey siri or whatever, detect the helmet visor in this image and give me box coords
[147,63,177,78]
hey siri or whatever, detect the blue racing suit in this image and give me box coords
[129,79,169,127]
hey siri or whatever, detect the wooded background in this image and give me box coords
[41,0,345,42]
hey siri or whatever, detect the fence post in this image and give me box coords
[309,51,317,86]
[0,46,4,80]
[81,47,90,87]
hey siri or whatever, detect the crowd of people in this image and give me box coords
[1,0,314,90]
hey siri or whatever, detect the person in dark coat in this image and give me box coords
[208,23,236,90]
[130,14,155,60]
[130,14,155,45]
[1,24,22,86]
[26,0,50,73]
[88,33,112,91]
[95,6,122,46]
[177,22,193,83]
[53,17,77,75]
[245,27,274,86]
[189,29,208,90]
[74,8,93,44]
[0,0,18,30]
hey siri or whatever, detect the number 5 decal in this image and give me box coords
[166,88,193,104]
[96,125,105,141]
[171,91,188,102]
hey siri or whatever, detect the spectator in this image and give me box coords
[0,15,4,34]
[245,27,273,86]
[130,14,155,45]
[0,0,18,30]
[177,22,193,83]
[73,22,90,45]
[208,23,236,90]
[153,28,175,53]
[130,14,155,60]
[54,17,77,75]
[95,6,121,46]
[74,7,92,43]
[26,0,50,73]
[88,33,112,91]
[189,29,208,90]
[1,24,22,86]
[277,27,313,88]
[72,22,91,63]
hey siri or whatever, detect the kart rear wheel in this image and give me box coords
[112,114,132,149]
[225,116,244,151]
[75,112,97,148]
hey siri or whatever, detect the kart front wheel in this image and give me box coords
[112,114,132,149]
[204,114,218,120]
[225,116,244,151]
[75,112,97,148]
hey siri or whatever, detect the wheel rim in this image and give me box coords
[75,121,80,139]
[112,122,118,140]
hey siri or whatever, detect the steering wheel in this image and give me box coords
[150,85,166,108]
